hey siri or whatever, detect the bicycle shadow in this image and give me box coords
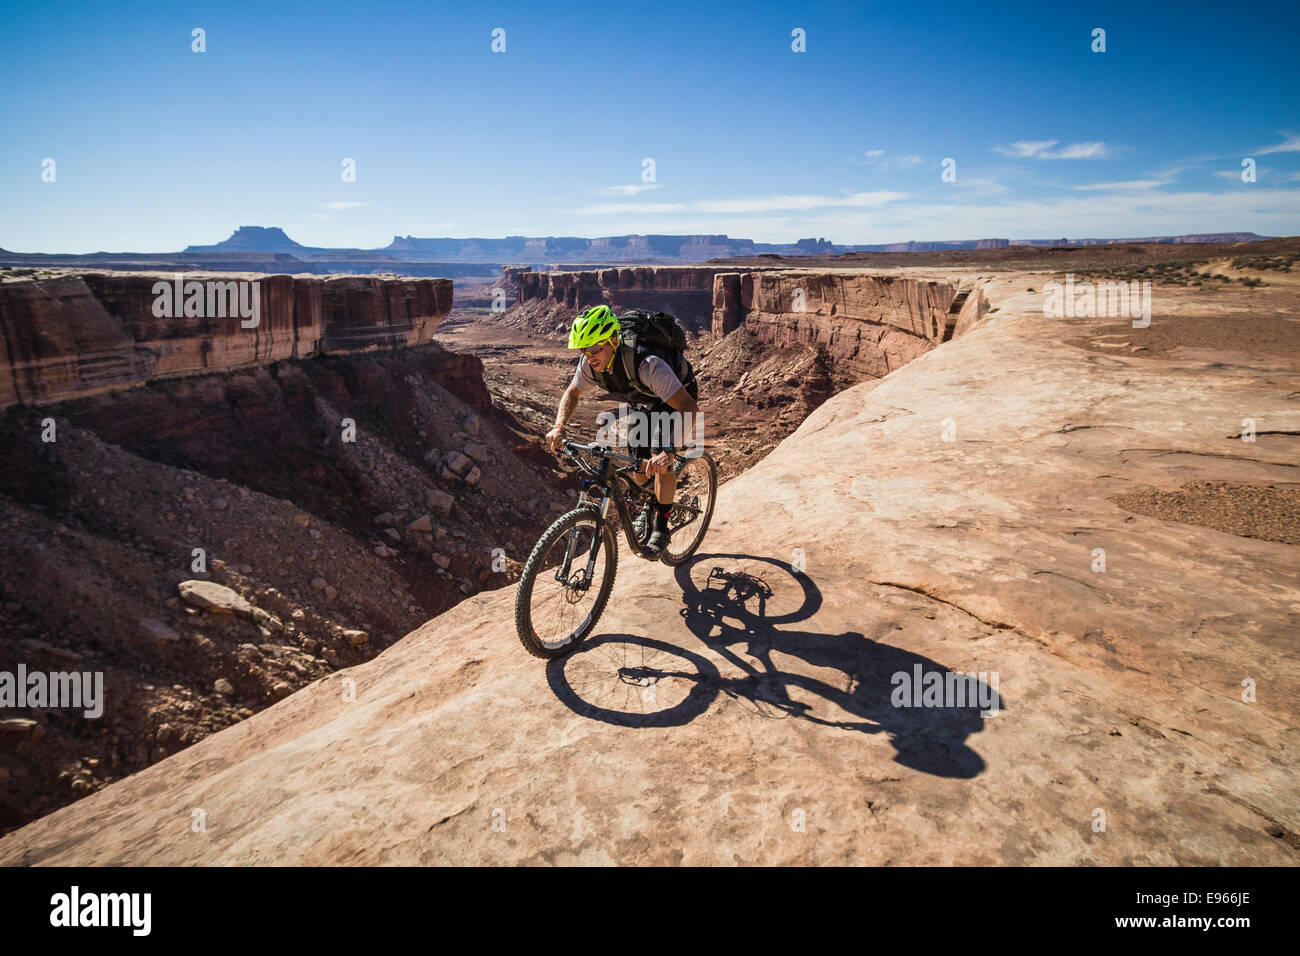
[546,553,1002,778]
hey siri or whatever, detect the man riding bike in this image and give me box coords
[545,305,701,555]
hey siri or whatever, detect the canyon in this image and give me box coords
[0,271,560,832]
[0,259,993,832]
[711,269,988,379]
[2,259,1295,864]
[503,262,987,380]
[1,248,1296,862]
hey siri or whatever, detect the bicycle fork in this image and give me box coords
[555,489,613,589]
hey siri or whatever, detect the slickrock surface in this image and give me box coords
[3,277,1297,865]
[0,272,453,407]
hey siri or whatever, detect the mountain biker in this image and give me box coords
[545,305,701,555]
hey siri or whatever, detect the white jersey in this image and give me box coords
[571,352,684,405]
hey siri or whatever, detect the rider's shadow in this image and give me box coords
[547,553,1002,778]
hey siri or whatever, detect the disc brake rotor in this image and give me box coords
[562,570,587,602]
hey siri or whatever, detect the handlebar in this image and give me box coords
[559,439,700,478]
[561,439,641,465]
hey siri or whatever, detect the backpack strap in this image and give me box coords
[619,333,644,393]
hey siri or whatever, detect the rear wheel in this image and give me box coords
[515,507,618,659]
[660,452,717,566]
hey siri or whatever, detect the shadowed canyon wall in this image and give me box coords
[712,271,987,379]
[505,266,724,334]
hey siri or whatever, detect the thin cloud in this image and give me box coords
[1213,167,1280,181]
[319,201,371,211]
[569,190,908,216]
[561,186,1299,245]
[1071,180,1167,191]
[851,150,924,169]
[598,184,663,196]
[1253,132,1300,155]
[994,140,1059,158]
[949,176,1009,194]
[1148,161,1202,182]
[994,140,1109,159]
[1051,142,1109,159]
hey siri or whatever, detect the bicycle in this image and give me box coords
[514,439,717,659]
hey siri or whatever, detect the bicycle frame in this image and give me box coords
[557,440,704,581]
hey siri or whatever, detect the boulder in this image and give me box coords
[138,619,181,644]
[178,581,253,618]
[445,451,472,475]
[425,488,455,515]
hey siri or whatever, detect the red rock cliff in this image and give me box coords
[509,265,725,333]
[0,272,453,407]
[712,270,981,379]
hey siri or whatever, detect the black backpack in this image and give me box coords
[594,309,695,400]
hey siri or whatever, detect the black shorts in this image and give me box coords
[627,377,699,461]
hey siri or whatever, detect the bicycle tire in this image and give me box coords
[659,452,717,566]
[515,507,619,659]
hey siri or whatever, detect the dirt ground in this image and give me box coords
[1069,313,1300,359]
[1114,481,1300,545]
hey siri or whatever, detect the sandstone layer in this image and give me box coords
[0,273,453,408]
[506,265,728,334]
[3,276,1296,865]
[713,270,970,379]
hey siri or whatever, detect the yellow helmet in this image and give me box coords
[567,305,621,349]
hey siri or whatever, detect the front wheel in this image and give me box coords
[515,507,619,659]
[660,452,717,566]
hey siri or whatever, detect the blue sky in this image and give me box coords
[2,0,1298,252]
